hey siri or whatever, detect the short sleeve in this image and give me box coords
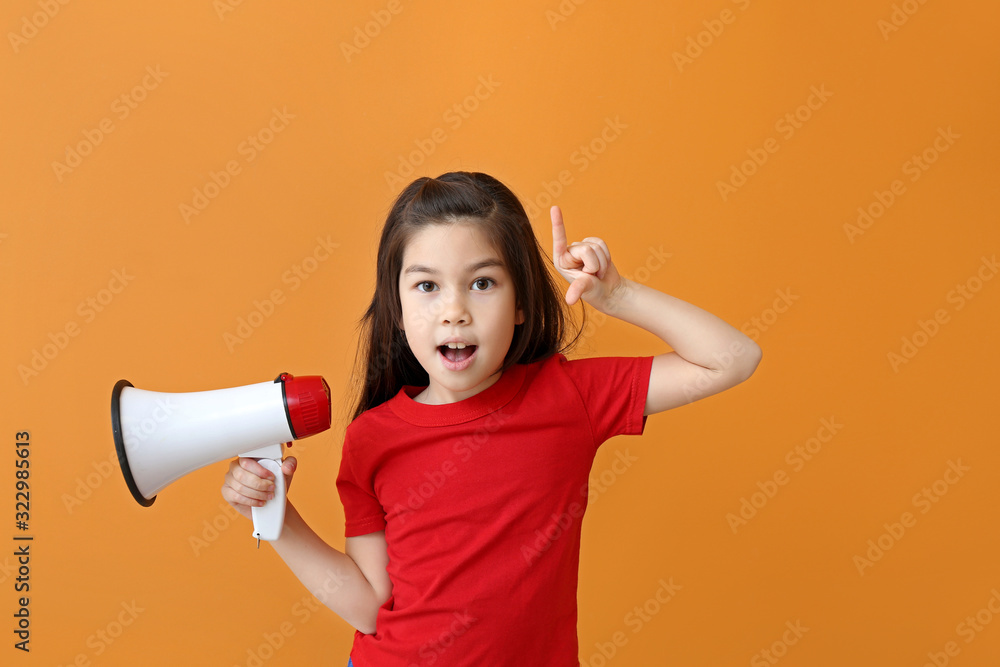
[335,430,387,537]
[559,355,655,446]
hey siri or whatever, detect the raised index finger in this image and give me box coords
[551,206,568,261]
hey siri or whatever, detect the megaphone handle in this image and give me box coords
[250,458,286,544]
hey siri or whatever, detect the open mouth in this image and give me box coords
[438,344,477,364]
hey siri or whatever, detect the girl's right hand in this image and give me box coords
[221,456,297,521]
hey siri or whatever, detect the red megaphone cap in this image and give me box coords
[276,373,332,439]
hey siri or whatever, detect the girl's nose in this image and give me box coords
[440,291,470,325]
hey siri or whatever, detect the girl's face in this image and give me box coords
[398,221,524,405]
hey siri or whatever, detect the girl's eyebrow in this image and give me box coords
[403,258,505,276]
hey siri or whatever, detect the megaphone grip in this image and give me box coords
[251,458,286,542]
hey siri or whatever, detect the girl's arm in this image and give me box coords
[602,279,760,414]
[272,503,391,635]
[550,207,762,416]
[223,457,392,634]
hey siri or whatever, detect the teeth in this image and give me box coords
[444,342,467,349]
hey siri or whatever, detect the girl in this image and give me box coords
[222,171,761,666]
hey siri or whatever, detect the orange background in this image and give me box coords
[2,0,999,665]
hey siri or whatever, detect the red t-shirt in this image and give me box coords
[336,352,655,666]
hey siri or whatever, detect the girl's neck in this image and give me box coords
[411,370,503,405]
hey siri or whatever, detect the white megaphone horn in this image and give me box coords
[111,373,331,545]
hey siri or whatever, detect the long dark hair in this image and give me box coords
[345,171,585,422]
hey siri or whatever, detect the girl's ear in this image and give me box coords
[515,307,525,325]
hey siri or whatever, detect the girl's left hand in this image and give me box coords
[550,205,628,311]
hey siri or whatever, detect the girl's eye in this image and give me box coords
[472,278,495,291]
[416,281,436,293]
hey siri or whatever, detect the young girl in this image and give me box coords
[222,172,761,666]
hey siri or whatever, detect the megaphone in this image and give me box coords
[111,373,331,545]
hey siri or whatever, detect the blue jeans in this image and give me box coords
[348,660,353,667]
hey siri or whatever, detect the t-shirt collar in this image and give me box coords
[388,362,527,427]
